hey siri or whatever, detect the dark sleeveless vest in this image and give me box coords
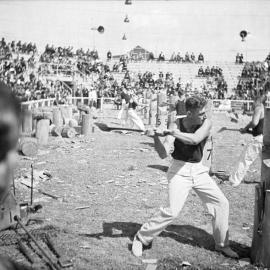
[252,118,264,137]
[171,118,207,163]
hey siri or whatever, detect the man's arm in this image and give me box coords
[168,119,212,145]
[153,122,176,159]
[241,105,262,133]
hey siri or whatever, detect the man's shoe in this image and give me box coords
[215,246,239,259]
[213,170,230,181]
[132,236,143,257]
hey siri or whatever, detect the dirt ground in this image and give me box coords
[1,108,263,270]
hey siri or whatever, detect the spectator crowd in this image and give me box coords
[1,37,270,107]
[232,61,269,100]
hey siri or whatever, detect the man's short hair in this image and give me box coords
[185,95,207,111]
[177,90,184,97]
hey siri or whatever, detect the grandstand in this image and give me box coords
[107,60,244,95]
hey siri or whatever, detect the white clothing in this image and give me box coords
[137,159,229,248]
[229,134,262,187]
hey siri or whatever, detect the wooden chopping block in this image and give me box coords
[69,119,78,128]
[77,104,90,114]
[82,114,92,136]
[61,127,76,138]
[51,126,64,137]
[36,119,50,145]
[21,109,32,134]
[18,137,38,156]
[52,108,63,127]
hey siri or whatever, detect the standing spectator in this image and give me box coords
[107,50,112,61]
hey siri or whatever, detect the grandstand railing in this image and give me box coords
[21,98,55,110]
[21,97,254,113]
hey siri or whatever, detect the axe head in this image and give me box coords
[217,127,227,133]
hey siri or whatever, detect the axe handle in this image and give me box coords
[45,235,60,258]
[18,240,36,264]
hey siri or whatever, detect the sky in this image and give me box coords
[0,0,269,61]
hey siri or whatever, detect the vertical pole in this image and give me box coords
[251,99,270,266]
[30,163,34,205]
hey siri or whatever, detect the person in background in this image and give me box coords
[229,94,265,186]
[0,83,31,269]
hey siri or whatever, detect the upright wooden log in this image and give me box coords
[260,191,270,265]
[251,98,270,266]
[18,137,38,156]
[22,110,32,134]
[60,106,73,125]
[69,119,78,128]
[51,126,63,137]
[149,100,156,127]
[156,92,168,130]
[168,95,177,128]
[36,119,50,145]
[52,108,63,127]
[251,184,264,262]
[82,114,92,136]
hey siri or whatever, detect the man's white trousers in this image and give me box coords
[137,159,230,248]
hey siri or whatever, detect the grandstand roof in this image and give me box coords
[129,46,151,55]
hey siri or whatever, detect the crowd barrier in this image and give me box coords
[20,97,115,111]
[21,97,254,113]
[21,98,55,110]
[211,99,253,112]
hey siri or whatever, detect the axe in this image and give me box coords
[217,127,240,133]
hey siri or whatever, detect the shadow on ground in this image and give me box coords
[79,222,250,258]
[147,164,169,172]
[95,122,143,132]
[140,142,155,148]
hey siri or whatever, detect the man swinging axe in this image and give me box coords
[217,94,265,186]
[132,95,239,259]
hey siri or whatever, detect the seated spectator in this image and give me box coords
[148,52,155,61]
[185,52,190,62]
[235,53,240,64]
[176,52,182,62]
[158,52,165,61]
[170,52,176,62]
[198,66,204,77]
[204,66,210,76]
[198,52,204,63]
[190,52,196,63]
